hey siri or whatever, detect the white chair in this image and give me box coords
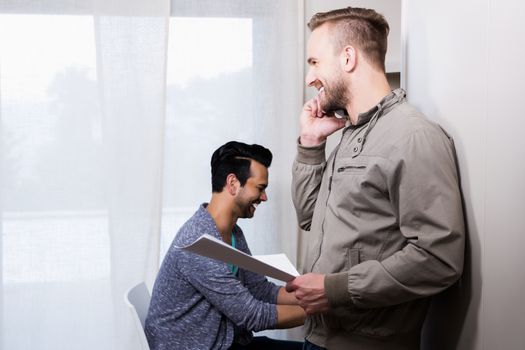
[125,282,152,350]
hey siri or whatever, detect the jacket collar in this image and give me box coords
[344,89,406,158]
[352,88,406,127]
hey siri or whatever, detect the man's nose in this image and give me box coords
[305,68,316,87]
[260,191,268,202]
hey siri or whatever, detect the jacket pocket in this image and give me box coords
[345,247,361,269]
[335,299,430,338]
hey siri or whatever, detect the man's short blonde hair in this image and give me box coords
[308,7,390,72]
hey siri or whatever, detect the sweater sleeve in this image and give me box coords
[177,249,278,331]
[235,232,281,303]
[242,269,281,303]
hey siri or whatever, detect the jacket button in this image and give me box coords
[353,147,358,152]
[357,138,362,143]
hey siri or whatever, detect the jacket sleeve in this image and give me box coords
[291,140,327,231]
[325,128,465,308]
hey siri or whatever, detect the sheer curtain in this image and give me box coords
[161,0,302,273]
[161,0,303,341]
[1,0,170,349]
[0,0,302,348]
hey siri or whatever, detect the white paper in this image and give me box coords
[177,234,299,282]
[253,254,299,277]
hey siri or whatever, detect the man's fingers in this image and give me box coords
[301,300,329,314]
[302,303,327,314]
[303,98,322,118]
[315,96,321,117]
[285,281,297,293]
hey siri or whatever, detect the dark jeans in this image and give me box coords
[302,339,326,350]
[229,336,303,350]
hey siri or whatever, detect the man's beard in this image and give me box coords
[237,199,256,219]
[322,76,348,114]
[239,204,254,218]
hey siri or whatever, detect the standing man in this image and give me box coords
[146,141,305,350]
[286,7,465,350]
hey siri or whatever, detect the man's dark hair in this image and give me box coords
[308,7,390,72]
[211,141,272,193]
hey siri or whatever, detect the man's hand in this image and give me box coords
[276,286,300,305]
[299,95,346,147]
[286,273,330,314]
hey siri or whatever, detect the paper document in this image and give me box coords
[177,234,299,282]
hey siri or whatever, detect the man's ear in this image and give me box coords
[226,174,238,195]
[340,45,357,72]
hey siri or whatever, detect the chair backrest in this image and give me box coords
[125,282,151,350]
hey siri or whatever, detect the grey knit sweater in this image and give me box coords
[145,204,280,350]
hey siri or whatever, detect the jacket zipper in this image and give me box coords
[310,128,352,272]
[337,165,366,172]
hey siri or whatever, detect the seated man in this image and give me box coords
[145,141,305,350]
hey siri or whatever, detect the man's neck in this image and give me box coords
[206,194,236,244]
[346,70,391,125]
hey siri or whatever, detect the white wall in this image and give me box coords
[405,1,525,349]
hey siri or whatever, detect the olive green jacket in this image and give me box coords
[292,89,465,350]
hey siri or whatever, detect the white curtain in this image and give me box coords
[160,0,302,270]
[1,0,302,348]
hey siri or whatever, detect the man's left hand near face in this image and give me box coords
[286,273,329,314]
